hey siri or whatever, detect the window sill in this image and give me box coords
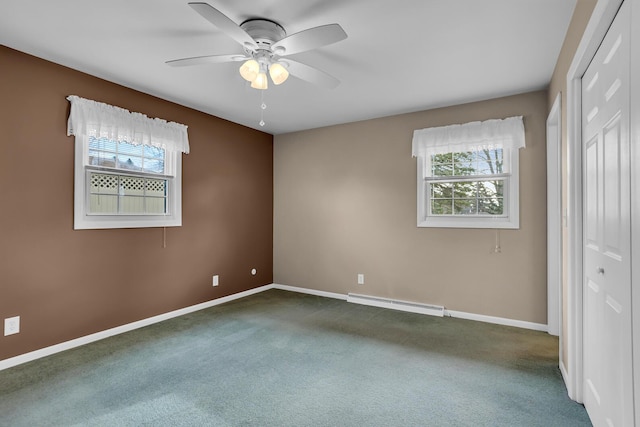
[74,214,181,230]
[418,216,519,229]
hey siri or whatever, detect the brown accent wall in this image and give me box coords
[547,0,597,370]
[274,91,548,324]
[0,46,273,361]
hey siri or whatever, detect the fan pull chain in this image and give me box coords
[259,90,266,127]
[494,229,501,253]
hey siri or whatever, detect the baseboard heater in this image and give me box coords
[347,293,445,317]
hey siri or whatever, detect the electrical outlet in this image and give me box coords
[4,316,20,336]
[357,274,365,285]
[212,275,219,287]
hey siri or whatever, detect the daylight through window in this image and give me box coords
[412,116,525,229]
[67,96,189,229]
[87,137,168,215]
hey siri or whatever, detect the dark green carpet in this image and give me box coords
[0,289,591,426]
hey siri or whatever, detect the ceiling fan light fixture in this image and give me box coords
[169,4,349,96]
[269,62,289,85]
[239,59,259,82]
[251,71,269,90]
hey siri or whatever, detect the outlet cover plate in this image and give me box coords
[212,275,219,287]
[4,316,20,336]
[357,274,365,285]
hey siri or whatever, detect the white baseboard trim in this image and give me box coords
[0,284,273,372]
[271,283,347,300]
[272,284,547,332]
[1,283,548,371]
[445,309,548,332]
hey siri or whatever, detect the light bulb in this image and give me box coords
[239,59,259,82]
[269,62,289,85]
[251,72,268,90]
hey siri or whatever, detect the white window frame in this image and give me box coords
[67,96,189,230]
[73,135,183,229]
[416,147,520,229]
[412,116,525,229]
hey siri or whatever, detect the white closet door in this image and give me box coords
[581,1,634,426]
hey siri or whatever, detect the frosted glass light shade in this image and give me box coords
[269,62,289,85]
[239,59,259,82]
[251,72,268,90]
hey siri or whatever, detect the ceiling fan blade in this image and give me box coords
[188,2,256,50]
[166,54,247,67]
[284,59,340,89]
[272,24,347,56]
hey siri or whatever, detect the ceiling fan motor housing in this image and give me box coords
[240,19,286,53]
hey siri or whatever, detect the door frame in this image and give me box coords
[565,0,624,403]
[546,93,562,339]
[630,0,640,422]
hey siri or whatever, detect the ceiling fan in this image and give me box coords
[166,2,348,90]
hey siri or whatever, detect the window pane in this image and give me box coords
[474,158,494,175]
[88,172,168,215]
[452,151,475,176]
[432,162,453,177]
[478,180,504,198]
[120,196,145,214]
[431,198,452,215]
[145,179,166,197]
[428,178,508,217]
[477,178,505,215]
[120,176,145,196]
[432,148,505,177]
[117,141,143,157]
[431,153,453,177]
[143,146,166,174]
[425,146,510,219]
[90,194,118,214]
[432,153,452,164]
[146,197,166,214]
[453,181,476,199]
[90,173,118,194]
[88,137,117,152]
[88,137,165,175]
[430,182,452,198]
[476,148,504,174]
[117,155,143,171]
[89,150,117,168]
[144,145,165,158]
[142,158,165,174]
[453,198,477,215]
[478,197,504,215]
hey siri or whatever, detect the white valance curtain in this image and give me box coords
[66,95,190,154]
[411,116,525,157]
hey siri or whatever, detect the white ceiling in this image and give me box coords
[0,0,577,135]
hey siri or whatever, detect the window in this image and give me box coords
[87,138,168,215]
[67,96,190,229]
[412,116,525,229]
